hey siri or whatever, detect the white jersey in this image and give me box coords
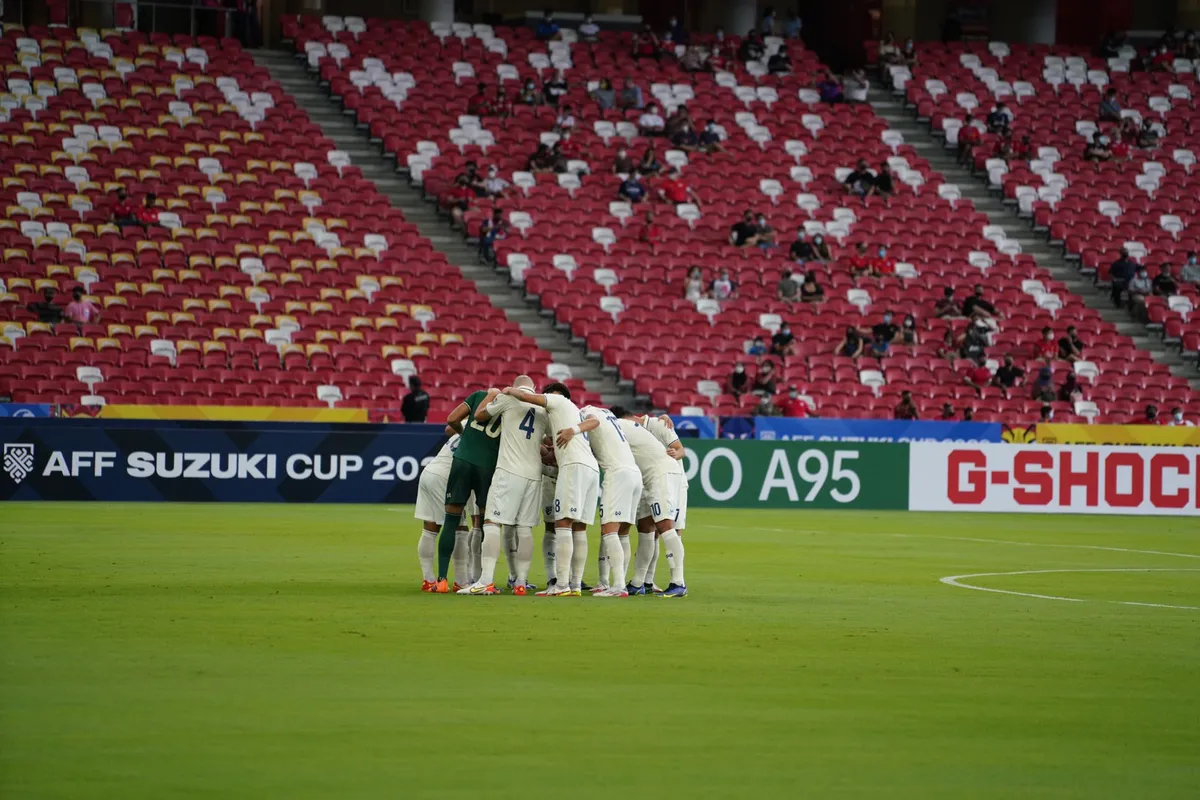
[580,405,639,473]
[641,416,687,480]
[544,392,599,470]
[617,418,680,480]
[485,392,550,480]
[426,434,460,475]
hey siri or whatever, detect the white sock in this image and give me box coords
[452,528,470,584]
[570,530,588,590]
[479,523,502,586]
[469,527,483,583]
[631,530,654,586]
[543,528,557,584]
[553,527,573,588]
[660,529,685,586]
[604,534,626,589]
[418,530,437,582]
[503,526,517,582]
[597,542,610,587]
[646,536,661,587]
[514,526,534,586]
[620,535,631,574]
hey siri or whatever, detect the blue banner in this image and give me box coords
[0,403,55,418]
[0,418,447,503]
[669,415,717,439]
[752,418,1003,443]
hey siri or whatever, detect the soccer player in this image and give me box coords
[559,404,642,597]
[612,407,688,598]
[434,387,502,593]
[462,375,551,595]
[540,444,559,587]
[415,429,478,591]
[641,413,689,590]
[503,382,599,596]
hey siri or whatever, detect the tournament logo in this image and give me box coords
[3,443,35,484]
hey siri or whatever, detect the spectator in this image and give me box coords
[664,106,694,139]
[940,402,957,420]
[1148,43,1173,72]
[894,390,919,420]
[1110,130,1131,160]
[959,319,989,361]
[638,211,662,251]
[739,29,766,62]
[619,78,645,110]
[959,406,974,421]
[467,82,490,115]
[879,32,903,65]
[1153,264,1178,297]
[986,102,1013,133]
[728,362,750,397]
[783,11,802,39]
[1099,31,1124,59]
[762,6,777,34]
[789,230,814,264]
[957,118,981,165]
[490,87,513,122]
[666,15,688,45]
[753,360,779,395]
[835,325,864,358]
[810,234,832,261]
[844,159,876,197]
[1099,88,1122,122]
[730,210,762,248]
[755,393,781,417]
[26,286,63,324]
[683,266,706,302]
[900,314,920,346]
[1039,404,1054,423]
[710,268,738,302]
[936,330,958,363]
[632,24,661,60]
[478,209,508,264]
[1183,31,1200,60]
[934,286,962,318]
[1084,132,1112,162]
[1109,248,1137,307]
[873,163,895,196]
[518,78,542,106]
[771,322,797,359]
[535,9,560,41]
[845,70,870,103]
[871,245,896,278]
[962,284,998,320]
[1136,119,1161,149]
[543,70,568,105]
[900,37,917,66]
[1181,251,1200,284]
[658,168,700,208]
[992,354,1024,393]
[697,120,725,153]
[670,122,701,152]
[136,193,161,227]
[817,73,843,103]
[768,46,792,74]
[1128,266,1153,319]
[456,161,486,194]
[747,336,768,356]
[612,148,636,175]
[994,134,1014,162]
[1011,133,1033,160]
[618,172,647,203]
[753,214,777,249]
[963,355,992,394]
[482,165,510,198]
[1058,372,1084,403]
[778,270,801,304]
[1058,325,1085,362]
[553,103,576,134]
[111,188,138,228]
[638,103,665,136]
[591,78,616,111]
[1143,404,1160,424]
[779,386,810,417]
[637,147,663,177]
[873,311,900,345]
[527,144,557,174]
[401,376,431,422]
[800,273,825,304]
[578,14,600,42]
[680,46,708,72]
[1030,367,1056,402]
[1168,406,1195,426]
[1035,326,1058,362]
[708,44,729,73]
[63,287,100,328]
[868,329,891,358]
[847,242,873,281]
[444,175,474,228]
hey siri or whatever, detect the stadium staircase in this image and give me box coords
[869,84,1200,391]
[250,49,632,406]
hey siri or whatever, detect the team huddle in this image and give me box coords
[415,378,689,598]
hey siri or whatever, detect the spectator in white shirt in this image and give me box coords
[845,69,870,103]
[554,104,576,133]
[578,14,600,42]
[638,103,665,136]
[482,165,510,198]
[1169,407,1195,426]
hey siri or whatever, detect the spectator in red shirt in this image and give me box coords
[1011,133,1033,160]
[1110,131,1131,160]
[894,390,919,420]
[555,130,582,161]
[632,24,661,60]
[962,355,993,396]
[111,188,137,228]
[638,211,661,252]
[940,402,957,420]
[871,245,896,278]
[444,176,474,229]
[778,386,810,417]
[657,169,700,208]
[847,242,873,281]
[135,193,161,226]
[490,87,513,123]
[1142,404,1161,424]
[1035,326,1057,362]
[467,83,490,116]
[957,118,981,165]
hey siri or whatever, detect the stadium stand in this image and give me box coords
[0,23,590,421]
[287,17,1199,424]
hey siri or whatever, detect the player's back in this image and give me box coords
[454,390,502,469]
[545,393,598,470]
[490,393,549,479]
[617,418,679,477]
[426,434,460,474]
[580,405,638,473]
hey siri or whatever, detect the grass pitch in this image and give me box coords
[2,504,1198,799]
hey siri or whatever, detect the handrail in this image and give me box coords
[74,0,238,38]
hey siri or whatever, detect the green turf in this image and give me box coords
[2,504,1199,799]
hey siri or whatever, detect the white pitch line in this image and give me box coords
[890,533,1200,561]
[940,568,1200,611]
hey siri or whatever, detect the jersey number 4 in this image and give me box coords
[518,409,537,439]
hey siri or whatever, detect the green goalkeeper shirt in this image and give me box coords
[453,390,502,469]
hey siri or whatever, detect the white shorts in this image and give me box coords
[599,467,642,526]
[675,476,689,530]
[486,468,542,527]
[553,463,599,525]
[542,475,556,525]
[415,468,477,523]
[638,471,683,525]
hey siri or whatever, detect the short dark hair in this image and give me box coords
[408,375,421,390]
[543,381,571,399]
[609,405,630,418]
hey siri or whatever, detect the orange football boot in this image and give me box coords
[434,578,450,594]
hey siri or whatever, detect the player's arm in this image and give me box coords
[557,415,599,447]
[475,389,508,423]
[503,387,547,407]
[446,402,471,434]
[443,425,456,437]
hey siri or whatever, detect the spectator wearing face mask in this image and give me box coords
[746,336,768,357]
[844,159,875,197]
[1181,251,1200,284]
[658,168,701,209]
[612,148,636,175]
[789,230,814,265]
[1109,131,1131,160]
[477,209,508,265]
[753,214,777,249]
[1153,264,1178,297]
[817,73,843,103]
[1137,119,1161,149]
[543,70,568,105]
[810,234,832,261]
[777,270,801,304]
[771,322,796,360]
[1109,248,1138,307]
[755,394,781,417]
[727,362,750,397]
[986,102,1013,134]
[962,284,999,320]
[671,121,701,152]
[1058,373,1084,404]
[957,116,982,165]
[768,46,793,74]
[753,360,778,395]
[638,147,663,177]
[873,164,895,197]
[638,103,665,136]
[482,165,510,198]
[1035,326,1058,362]
[871,245,896,278]
[1168,406,1194,426]
[697,121,725,153]
[847,242,873,282]
[894,391,919,420]
[680,45,709,72]
[1058,326,1085,363]
[940,403,958,420]
[779,386,810,418]
[992,354,1024,395]
[835,325,864,358]
[639,211,661,252]
[1128,266,1154,319]
[1084,132,1112,161]
[800,272,825,304]
[665,15,688,44]
[27,286,63,325]
[519,78,542,106]
[872,311,900,346]
[730,210,762,248]
[632,24,662,60]
[619,78,644,110]
[536,10,560,41]
[710,269,738,302]
[1099,88,1122,122]
[591,78,616,112]
[618,172,647,203]
[739,29,766,62]
[959,319,990,361]
[936,330,958,364]
[1030,367,1056,403]
[682,266,706,302]
[868,329,891,358]
[962,355,992,395]
[467,82,490,116]
[845,70,871,103]
[934,286,963,319]
[553,104,576,134]
[900,314,919,346]
[63,287,100,329]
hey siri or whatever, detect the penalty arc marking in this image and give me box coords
[940,568,1200,611]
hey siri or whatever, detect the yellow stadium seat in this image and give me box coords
[140,282,165,295]
[384,303,409,316]
[406,345,430,358]
[45,264,71,278]
[441,333,464,346]
[33,278,58,291]
[344,288,366,303]
[319,288,342,301]
[315,259,338,272]
[106,323,133,338]
[213,256,238,270]
[380,276,403,288]
[247,314,271,328]
[0,292,18,305]
[309,301,333,315]
[177,340,201,353]
[149,154,171,168]
[181,298,206,311]
[145,310,169,325]
[410,304,433,318]
[134,325,158,338]
[415,332,439,346]
[26,322,54,336]
[207,298,232,312]
[218,285,241,299]
[340,330,365,344]
[381,344,405,359]
[279,343,303,357]
[305,343,330,357]
[238,328,263,341]
[314,329,339,343]
[283,301,307,314]
[212,328,236,341]
[275,314,299,330]
[96,337,121,350]
[374,317,399,330]
[151,268,175,283]
[102,296,128,309]
[160,241,184,254]
[70,337,95,350]
[171,312,196,325]
[349,316,372,330]
[279,272,303,286]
